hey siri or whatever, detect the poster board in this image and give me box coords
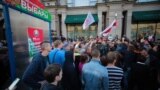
[27,27,44,60]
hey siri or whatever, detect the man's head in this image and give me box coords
[63,43,71,51]
[127,44,136,52]
[152,44,158,52]
[44,64,62,83]
[54,40,63,49]
[40,41,51,52]
[109,42,115,48]
[80,54,89,63]
[106,51,117,65]
[140,48,148,57]
[91,49,100,58]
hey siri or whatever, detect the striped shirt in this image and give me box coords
[107,66,124,90]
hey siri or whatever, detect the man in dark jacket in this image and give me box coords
[22,41,51,89]
[128,48,159,90]
[97,42,108,57]
[128,55,151,90]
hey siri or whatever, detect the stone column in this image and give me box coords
[61,11,67,38]
[126,10,132,40]
[116,12,123,38]
[49,10,59,37]
[97,11,102,36]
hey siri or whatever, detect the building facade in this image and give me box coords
[43,0,160,40]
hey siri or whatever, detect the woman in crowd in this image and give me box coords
[62,50,81,90]
[78,53,89,75]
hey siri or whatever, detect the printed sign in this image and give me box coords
[27,27,44,58]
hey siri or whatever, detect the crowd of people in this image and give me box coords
[22,35,160,90]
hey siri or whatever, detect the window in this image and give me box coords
[67,0,97,7]
[131,22,160,41]
[75,0,90,7]
[67,24,97,39]
[67,0,75,7]
[137,0,158,2]
[156,23,160,40]
[89,0,97,6]
[44,2,55,6]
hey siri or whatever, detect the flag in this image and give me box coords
[82,12,95,30]
[100,19,117,36]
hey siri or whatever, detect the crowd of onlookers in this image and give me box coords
[22,36,160,90]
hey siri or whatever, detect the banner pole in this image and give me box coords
[115,13,117,37]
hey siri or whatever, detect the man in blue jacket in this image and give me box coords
[49,40,65,67]
[82,49,109,90]
[22,41,51,90]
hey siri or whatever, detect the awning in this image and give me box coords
[65,14,98,24]
[132,10,160,22]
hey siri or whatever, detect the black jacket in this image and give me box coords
[128,54,159,90]
[41,83,60,90]
[62,51,81,90]
[128,61,151,90]
[22,53,49,89]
